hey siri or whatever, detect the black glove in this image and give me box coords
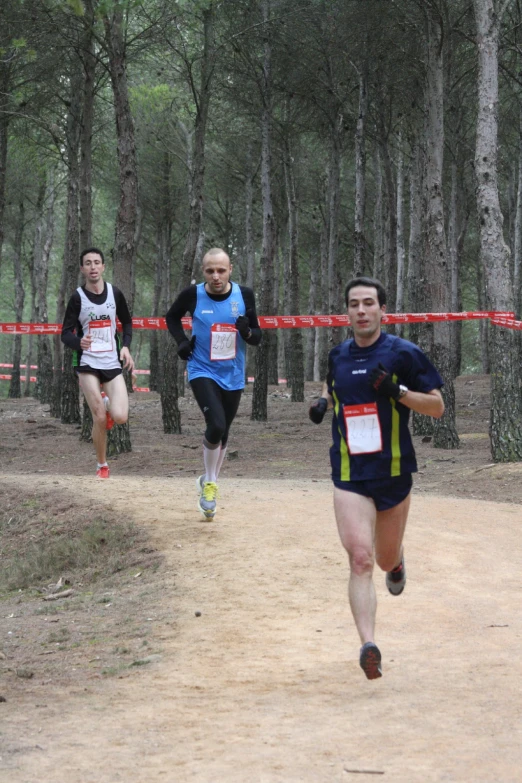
[309,397,328,424]
[177,336,196,360]
[368,362,401,400]
[235,310,252,340]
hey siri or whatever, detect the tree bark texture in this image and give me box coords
[8,201,24,399]
[473,0,522,460]
[423,7,459,450]
[104,6,141,453]
[283,138,304,402]
[353,67,367,276]
[34,171,56,404]
[252,0,276,421]
[178,6,215,290]
[326,115,343,347]
[79,3,96,250]
[60,60,83,426]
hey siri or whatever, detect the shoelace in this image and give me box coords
[202,482,218,501]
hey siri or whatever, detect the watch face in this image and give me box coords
[399,385,408,397]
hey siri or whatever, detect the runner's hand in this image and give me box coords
[309,397,328,424]
[235,311,252,340]
[368,362,401,400]
[177,336,196,360]
[120,347,135,373]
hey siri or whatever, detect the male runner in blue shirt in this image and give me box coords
[309,276,444,680]
[166,248,262,520]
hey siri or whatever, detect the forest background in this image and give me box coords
[1,0,522,462]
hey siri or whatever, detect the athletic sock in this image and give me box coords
[97,462,109,469]
[203,444,221,483]
[215,446,227,479]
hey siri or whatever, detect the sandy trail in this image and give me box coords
[2,474,522,783]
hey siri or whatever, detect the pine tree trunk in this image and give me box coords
[178,6,215,288]
[34,171,56,404]
[8,201,25,400]
[423,6,459,450]
[353,67,367,276]
[80,397,93,442]
[283,137,304,402]
[60,63,82,426]
[373,147,384,281]
[0,65,8,283]
[252,0,276,421]
[395,130,405,323]
[79,2,96,251]
[473,0,522,460]
[326,116,343,347]
[245,145,256,289]
[104,7,141,454]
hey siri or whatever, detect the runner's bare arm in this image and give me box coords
[398,388,444,418]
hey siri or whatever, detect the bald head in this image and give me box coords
[202,248,232,295]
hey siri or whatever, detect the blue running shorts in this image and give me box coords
[333,473,413,511]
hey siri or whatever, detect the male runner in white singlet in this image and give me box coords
[61,248,135,478]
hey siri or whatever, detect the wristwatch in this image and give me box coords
[398,385,408,399]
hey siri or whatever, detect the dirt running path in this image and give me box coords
[3,475,522,783]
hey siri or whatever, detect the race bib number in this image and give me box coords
[88,320,113,353]
[210,323,237,361]
[343,403,383,455]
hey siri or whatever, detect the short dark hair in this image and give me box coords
[345,276,386,307]
[80,247,105,266]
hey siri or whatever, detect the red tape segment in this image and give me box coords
[0,311,515,334]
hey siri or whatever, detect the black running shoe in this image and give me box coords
[359,642,382,680]
[386,555,406,596]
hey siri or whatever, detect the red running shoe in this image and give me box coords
[96,465,110,479]
[100,391,114,430]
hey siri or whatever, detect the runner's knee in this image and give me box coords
[204,412,227,444]
[349,546,374,577]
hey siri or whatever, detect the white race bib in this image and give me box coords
[89,320,113,353]
[343,403,383,455]
[210,323,237,361]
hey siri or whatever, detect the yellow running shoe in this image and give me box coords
[198,481,218,520]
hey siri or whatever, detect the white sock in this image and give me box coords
[215,446,227,479]
[203,445,221,483]
[97,462,108,469]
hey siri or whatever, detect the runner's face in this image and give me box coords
[202,254,232,294]
[81,253,105,284]
[347,286,385,343]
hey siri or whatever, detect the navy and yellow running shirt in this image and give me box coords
[327,332,443,482]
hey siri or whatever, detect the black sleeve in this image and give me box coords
[61,292,82,351]
[239,286,262,346]
[113,286,133,348]
[165,286,197,345]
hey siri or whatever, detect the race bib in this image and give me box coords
[210,323,237,361]
[88,320,113,353]
[343,402,383,455]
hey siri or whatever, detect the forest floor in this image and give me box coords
[1,375,521,782]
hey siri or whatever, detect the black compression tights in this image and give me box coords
[189,377,243,447]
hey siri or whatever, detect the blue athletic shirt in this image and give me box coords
[327,332,443,482]
[188,282,248,390]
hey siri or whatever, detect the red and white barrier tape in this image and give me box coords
[0,311,515,334]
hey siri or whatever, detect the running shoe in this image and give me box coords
[100,390,114,430]
[198,481,218,520]
[196,475,205,495]
[386,555,406,596]
[359,642,382,680]
[96,465,110,479]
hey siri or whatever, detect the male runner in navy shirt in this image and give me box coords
[166,248,262,519]
[309,276,444,680]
